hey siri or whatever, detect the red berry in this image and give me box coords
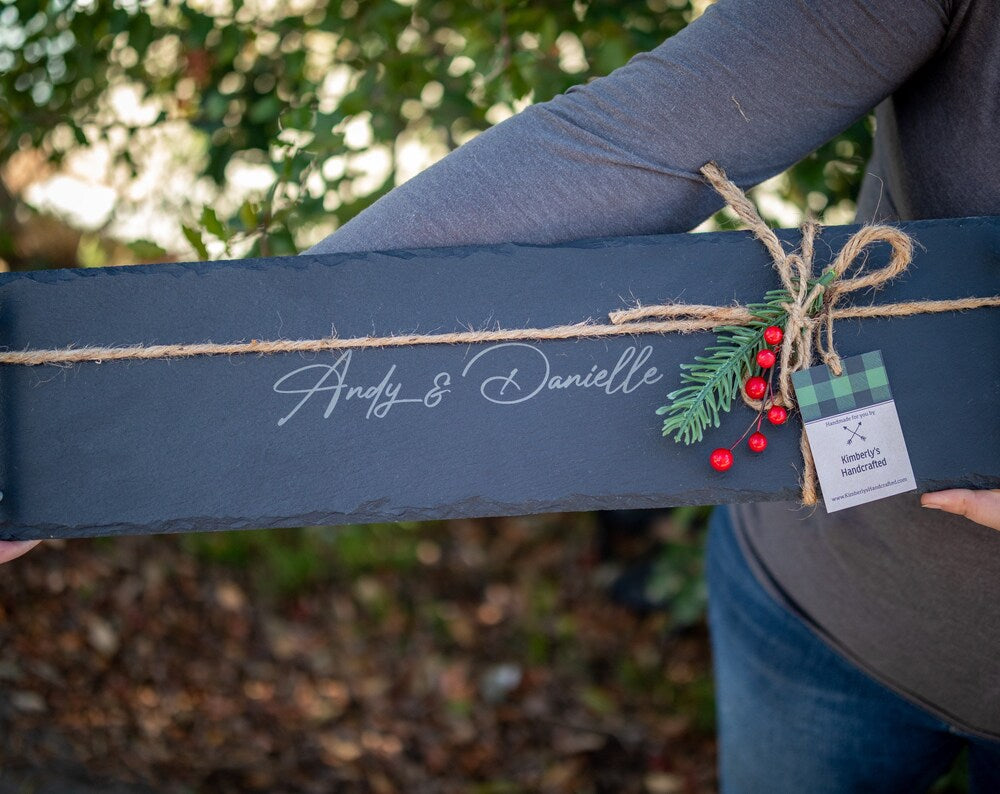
[756,348,776,369]
[745,376,767,400]
[768,405,788,425]
[710,448,734,472]
[748,432,768,453]
[763,326,784,346]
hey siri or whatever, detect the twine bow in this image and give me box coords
[701,162,914,413]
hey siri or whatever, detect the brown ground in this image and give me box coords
[0,513,716,793]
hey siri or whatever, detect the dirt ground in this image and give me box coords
[0,513,717,793]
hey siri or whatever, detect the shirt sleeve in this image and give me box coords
[307,0,950,255]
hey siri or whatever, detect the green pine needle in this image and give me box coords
[656,289,788,445]
[657,271,836,445]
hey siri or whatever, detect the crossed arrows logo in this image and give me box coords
[843,421,866,445]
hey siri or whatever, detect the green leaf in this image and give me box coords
[70,123,88,146]
[248,95,281,125]
[127,239,168,261]
[182,224,210,260]
[238,200,259,231]
[265,226,298,256]
[278,106,315,132]
[199,207,229,241]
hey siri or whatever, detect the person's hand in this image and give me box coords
[921,490,1000,531]
[0,540,41,564]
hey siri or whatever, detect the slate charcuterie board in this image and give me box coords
[0,216,997,539]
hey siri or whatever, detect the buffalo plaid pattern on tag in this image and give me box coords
[791,350,893,423]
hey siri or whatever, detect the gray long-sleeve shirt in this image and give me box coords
[309,0,1000,737]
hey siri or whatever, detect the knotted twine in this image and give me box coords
[634,162,921,503]
[1,162,998,503]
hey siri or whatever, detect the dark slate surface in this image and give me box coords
[0,217,997,539]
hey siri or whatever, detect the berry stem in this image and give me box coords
[731,411,763,451]
[755,364,777,433]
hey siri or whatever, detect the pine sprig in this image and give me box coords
[657,270,837,445]
[656,290,787,444]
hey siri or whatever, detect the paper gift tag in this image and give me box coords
[792,350,916,512]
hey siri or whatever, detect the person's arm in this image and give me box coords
[308,0,1000,535]
[309,0,951,255]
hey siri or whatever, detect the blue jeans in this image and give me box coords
[706,507,1000,793]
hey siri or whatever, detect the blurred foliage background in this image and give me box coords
[1,0,872,270]
[2,1,937,792]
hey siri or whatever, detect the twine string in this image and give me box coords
[1,164,998,504]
